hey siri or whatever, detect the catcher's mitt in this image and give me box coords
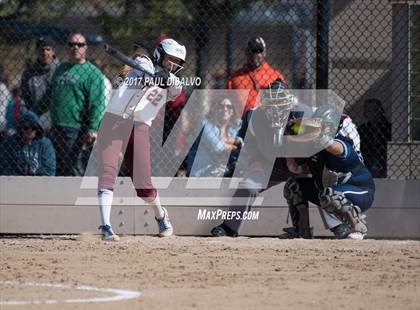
[286,117,322,142]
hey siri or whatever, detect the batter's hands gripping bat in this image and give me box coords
[103,44,155,77]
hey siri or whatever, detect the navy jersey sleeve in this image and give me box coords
[325,138,362,172]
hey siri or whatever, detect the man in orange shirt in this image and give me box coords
[227,36,286,114]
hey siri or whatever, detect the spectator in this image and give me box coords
[187,98,241,177]
[5,87,27,134]
[227,36,286,115]
[173,109,194,176]
[0,63,11,140]
[32,32,105,176]
[226,37,286,180]
[358,98,391,178]
[0,111,55,176]
[21,37,60,110]
[212,68,226,89]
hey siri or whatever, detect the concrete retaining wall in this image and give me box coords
[0,177,419,238]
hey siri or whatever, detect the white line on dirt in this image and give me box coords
[0,280,142,305]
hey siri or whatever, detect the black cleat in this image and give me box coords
[210,223,238,237]
[330,223,351,239]
[279,227,313,239]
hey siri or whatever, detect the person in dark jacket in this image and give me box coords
[32,32,105,176]
[21,37,60,110]
[0,111,56,176]
[358,98,391,178]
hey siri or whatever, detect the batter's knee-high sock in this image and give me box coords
[149,193,165,219]
[98,188,113,226]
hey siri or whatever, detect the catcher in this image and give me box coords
[282,107,375,239]
[211,81,369,238]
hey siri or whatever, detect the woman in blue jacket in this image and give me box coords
[187,98,242,177]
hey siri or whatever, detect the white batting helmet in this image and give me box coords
[153,38,186,73]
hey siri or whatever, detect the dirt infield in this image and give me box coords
[1,236,419,310]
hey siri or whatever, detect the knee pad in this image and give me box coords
[136,188,157,203]
[319,187,353,214]
[283,178,305,206]
[319,188,368,234]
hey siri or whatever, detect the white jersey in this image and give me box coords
[105,55,182,126]
[339,115,360,153]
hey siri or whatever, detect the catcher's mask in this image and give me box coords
[259,80,297,146]
[259,80,297,127]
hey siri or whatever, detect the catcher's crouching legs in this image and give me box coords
[318,187,368,236]
[281,178,313,239]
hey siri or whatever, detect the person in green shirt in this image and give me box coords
[32,32,105,176]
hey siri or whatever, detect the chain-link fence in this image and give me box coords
[0,0,418,179]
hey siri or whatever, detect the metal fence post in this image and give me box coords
[316,0,330,90]
[194,0,210,89]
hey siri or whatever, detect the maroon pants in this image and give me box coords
[97,113,157,202]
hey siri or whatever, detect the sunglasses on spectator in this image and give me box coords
[218,103,234,110]
[247,47,264,54]
[67,42,87,48]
